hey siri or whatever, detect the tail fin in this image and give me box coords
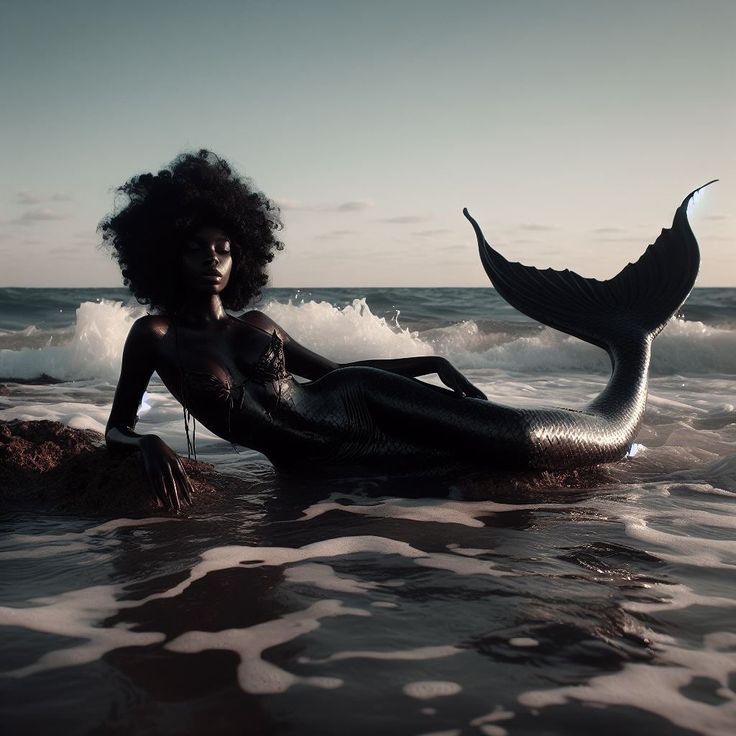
[464,182,714,350]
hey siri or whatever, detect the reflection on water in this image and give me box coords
[1,287,735,734]
[2,469,735,736]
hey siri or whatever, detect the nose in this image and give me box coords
[205,243,219,264]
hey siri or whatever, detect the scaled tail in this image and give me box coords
[464,182,715,351]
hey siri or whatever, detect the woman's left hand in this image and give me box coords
[435,358,487,400]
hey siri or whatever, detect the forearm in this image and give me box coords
[343,356,487,400]
[341,356,442,378]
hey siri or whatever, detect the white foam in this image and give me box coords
[10,517,181,545]
[283,562,380,594]
[509,638,539,648]
[470,706,515,736]
[0,300,144,381]
[446,546,488,557]
[264,297,431,363]
[403,680,462,700]
[622,515,736,570]
[1,296,734,383]
[0,542,90,560]
[166,599,365,694]
[299,495,571,530]
[0,586,164,677]
[448,318,736,376]
[519,576,736,735]
[261,300,736,377]
[622,583,736,615]
[414,554,508,578]
[300,644,460,665]
[518,632,736,736]
[142,536,427,603]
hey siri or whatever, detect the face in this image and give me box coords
[179,226,233,295]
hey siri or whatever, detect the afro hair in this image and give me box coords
[99,150,283,311]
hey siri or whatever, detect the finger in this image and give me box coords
[141,453,170,509]
[174,462,193,506]
[461,379,485,400]
[468,385,487,400]
[151,473,170,509]
[473,384,488,400]
[164,465,181,511]
[175,457,193,505]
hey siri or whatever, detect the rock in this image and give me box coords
[0,419,234,514]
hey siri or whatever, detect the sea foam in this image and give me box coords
[1,297,734,382]
[0,300,144,381]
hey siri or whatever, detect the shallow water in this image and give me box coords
[1,288,735,735]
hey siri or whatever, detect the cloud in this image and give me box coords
[10,208,70,225]
[315,229,356,241]
[412,228,453,238]
[593,234,642,243]
[49,245,84,256]
[335,201,372,212]
[15,191,42,205]
[592,226,624,234]
[378,215,428,224]
[704,214,730,222]
[276,199,373,213]
[15,191,73,205]
[275,198,302,211]
[515,223,556,232]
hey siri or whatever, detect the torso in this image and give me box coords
[141,311,430,469]
[146,312,287,439]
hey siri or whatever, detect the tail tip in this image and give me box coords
[682,179,718,210]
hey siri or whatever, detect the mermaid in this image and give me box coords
[101,150,709,509]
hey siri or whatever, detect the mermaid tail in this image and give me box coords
[456,183,714,468]
[463,181,714,351]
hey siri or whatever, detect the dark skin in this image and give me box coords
[106,226,487,511]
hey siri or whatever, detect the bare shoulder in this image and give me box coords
[237,309,287,338]
[127,314,172,345]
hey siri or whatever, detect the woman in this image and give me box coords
[102,150,706,510]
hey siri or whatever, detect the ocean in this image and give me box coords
[1,286,735,735]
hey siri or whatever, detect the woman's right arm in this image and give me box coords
[106,316,192,510]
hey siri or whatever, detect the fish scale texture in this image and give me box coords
[182,187,705,472]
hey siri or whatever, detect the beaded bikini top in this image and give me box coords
[179,330,290,456]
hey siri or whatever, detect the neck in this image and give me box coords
[175,294,227,324]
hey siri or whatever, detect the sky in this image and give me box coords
[0,0,733,287]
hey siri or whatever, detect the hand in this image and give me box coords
[138,434,194,510]
[435,358,487,400]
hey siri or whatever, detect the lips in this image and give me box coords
[200,270,222,280]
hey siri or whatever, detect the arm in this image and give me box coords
[106,317,192,510]
[240,310,486,399]
[345,356,486,399]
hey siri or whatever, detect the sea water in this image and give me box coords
[0,287,734,735]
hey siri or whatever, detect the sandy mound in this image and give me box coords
[0,419,236,513]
